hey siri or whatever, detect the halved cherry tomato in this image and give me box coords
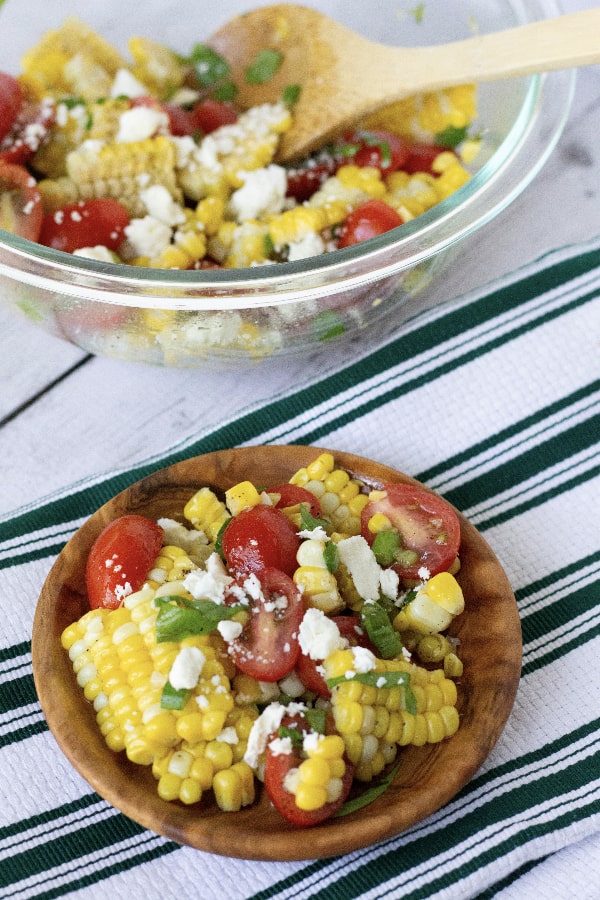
[85,514,164,610]
[285,153,339,202]
[295,615,378,698]
[189,98,238,134]
[264,710,354,826]
[345,129,410,174]
[39,198,130,253]
[0,73,24,143]
[269,483,322,519]
[0,97,55,165]
[360,483,460,581]
[227,567,303,681]
[403,142,454,175]
[338,199,403,248]
[221,504,301,577]
[0,161,43,240]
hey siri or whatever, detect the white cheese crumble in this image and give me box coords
[72,245,116,262]
[183,552,234,605]
[116,106,168,142]
[298,608,348,660]
[228,164,287,223]
[156,518,209,556]
[217,619,243,643]
[168,646,206,690]
[140,185,186,226]
[350,645,377,674]
[297,525,328,542]
[336,535,382,601]
[110,68,148,98]
[286,231,325,262]
[244,701,306,770]
[123,215,172,258]
[379,566,400,600]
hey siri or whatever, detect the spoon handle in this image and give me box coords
[373,8,600,98]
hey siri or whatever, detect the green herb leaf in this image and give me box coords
[245,49,283,84]
[214,81,238,102]
[323,540,339,573]
[187,44,231,87]
[314,310,346,341]
[435,125,469,148]
[335,760,401,817]
[371,529,401,566]
[304,707,327,735]
[278,725,304,748]
[299,504,331,534]
[160,680,191,710]
[360,601,404,659]
[282,84,301,105]
[214,517,231,562]
[327,670,416,714]
[155,596,242,643]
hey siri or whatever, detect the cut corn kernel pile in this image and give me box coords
[12,16,479,274]
[63,451,467,824]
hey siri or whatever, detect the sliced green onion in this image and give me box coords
[160,680,191,710]
[245,49,283,84]
[371,529,401,566]
[360,601,404,659]
[155,596,243,643]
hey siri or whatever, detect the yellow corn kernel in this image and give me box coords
[336,164,386,198]
[295,783,328,812]
[267,205,328,248]
[128,36,186,99]
[444,652,464,679]
[157,772,182,802]
[225,480,262,515]
[183,486,230,542]
[179,777,203,805]
[195,196,225,235]
[367,513,393,534]
[293,565,344,615]
[212,764,255,812]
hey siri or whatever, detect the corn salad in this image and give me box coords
[63,451,466,826]
[4,17,478,271]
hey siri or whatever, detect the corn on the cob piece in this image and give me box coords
[176,102,291,202]
[225,480,263,516]
[293,538,344,615]
[323,648,459,781]
[289,453,369,537]
[21,17,127,100]
[127,36,187,100]
[363,84,477,143]
[145,544,198,590]
[283,733,348,812]
[183,486,230,543]
[394,571,465,635]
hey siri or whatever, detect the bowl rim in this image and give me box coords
[0,4,575,311]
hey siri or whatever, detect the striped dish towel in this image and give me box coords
[1,235,599,900]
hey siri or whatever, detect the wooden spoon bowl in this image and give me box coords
[32,445,521,860]
[208,4,600,161]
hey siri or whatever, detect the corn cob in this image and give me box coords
[21,17,127,100]
[183,486,230,543]
[393,571,465,635]
[289,453,369,536]
[323,648,459,782]
[282,733,348,812]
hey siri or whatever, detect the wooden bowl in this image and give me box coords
[32,445,522,861]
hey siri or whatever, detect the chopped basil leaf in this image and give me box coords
[360,601,404,659]
[314,310,346,341]
[282,84,301,105]
[187,44,231,87]
[160,680,191,710]
[214,81,238,102]
[214,517,231,562]
[299,504,331,534]
[371,529,401,566]
[155,596,242,643]
[304,707,327,735]
[435,125,468,148]
[323,540,339,573]
[335,760,401,817]
[326,670,416,714]
[245,49,283,84]
[278,725,304,748]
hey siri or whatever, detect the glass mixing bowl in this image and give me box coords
[0,0,574,368]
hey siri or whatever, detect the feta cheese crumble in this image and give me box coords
[168,646,206,690]
[298,608,347,660]
[183,552,234,604]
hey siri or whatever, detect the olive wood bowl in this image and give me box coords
[32,445,522,861]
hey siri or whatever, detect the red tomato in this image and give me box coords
[269,483,322,518]
[0,73,24,143]
[221,504,301,577]
[0,161,43,241]
[360,483,460,581]
[404,143,454,175]
[286,154,339,202]
[227,568,303,681]
[338,199,403,248]
[85,514,164,610]
[162,102,195,136]
[345,129,410,173]
[264,711,354,825]
[0,97,55,165]
[38,198,130,253]
[189,98,238,134]
[295,615,378,698]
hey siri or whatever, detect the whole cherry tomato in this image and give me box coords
[338,199,403,248]
[85,514,164,609]
[221,504,301,577]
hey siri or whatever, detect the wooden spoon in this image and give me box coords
[208,4,600,162]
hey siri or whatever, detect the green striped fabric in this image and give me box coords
[1,236,599,899]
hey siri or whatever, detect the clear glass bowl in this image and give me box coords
[0,0,574,368]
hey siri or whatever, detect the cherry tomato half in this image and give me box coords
[345,129,410,174]
[0,97,55,165]
[285,153,339,203]
[360,483,460,581]
[39,198,130,254]
[295,615,378,698]
[338,199,403,249]
[264,710,354,826]
[221,504,301,577]
[227,567,303,681]
[0,73,24,143]
[403,142,454,175]
[85,514,164,610]
[189,98,238,134]
[0,160,43,241]
[270,483,322,519]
